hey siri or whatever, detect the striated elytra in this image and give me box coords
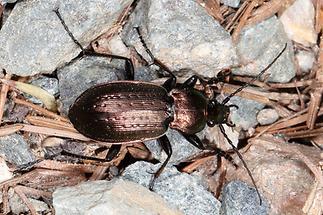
[68,80,223,143]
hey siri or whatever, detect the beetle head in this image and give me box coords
[206,99,237,127]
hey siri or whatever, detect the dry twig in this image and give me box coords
[306,34,323,129]
[197,0,224,23]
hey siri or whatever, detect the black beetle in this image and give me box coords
[54,9,286,203]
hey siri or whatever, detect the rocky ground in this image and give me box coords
[0,0,322,215]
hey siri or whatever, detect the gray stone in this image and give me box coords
[234,16,295,83]
[256,108,279,125]
[144,129,201,165]
[123,0,238,78]
[0,134,36,167]
[53,179,182,215]
[134,66,159,81]
[122,162,221,215]
[0,0,132,76]
[221,0,240,8]
[58,56,124,115]
[220,181,269,215]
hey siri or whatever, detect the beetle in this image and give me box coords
[54,8,286,203]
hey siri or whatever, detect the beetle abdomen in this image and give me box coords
[69,81,173,142]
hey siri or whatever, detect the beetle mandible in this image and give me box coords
[54,8,286,203]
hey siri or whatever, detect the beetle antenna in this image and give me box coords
[219,124,262,204]
[222,43,287,105]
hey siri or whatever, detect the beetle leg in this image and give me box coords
[149,135,172,190]
[182,75,200,88]
[54,8,135,80]
[135,27,177,91]
[162,76,177,92]
[105,145,122,161]
[180,133,205,150]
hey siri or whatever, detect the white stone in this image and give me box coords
[280,0,317,46]
[0,157,12,183]
[53,179,182,215]
[296,50,315,73]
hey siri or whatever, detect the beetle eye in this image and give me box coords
[207,120,215,127]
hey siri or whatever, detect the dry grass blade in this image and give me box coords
[257,107,323,133]
[18,123,90,141]
[0,124,24,136]
[307,89,322,129]
[0,3,3,22]
[290,148,323,215]
[220,83,307,104]
[225,1,249,32]
[2,185,10,214]
[234,76,313,89]
[283,126,323,138]
[197,0,224,22]
[92,1,136,53]
[232,0,258,43]
[14,97,69,122]
[0,79,57,112]
[89,145,128,180]
[14,186,38,215]
[181,156,214,173]
[246,0,295,26]
[0,74,11,124]
[268,101,293,117]
[314,0,322,33]
[26,115,75,131]
[34,160,98,173]
[255,108,308,135]
[306,33,323,129]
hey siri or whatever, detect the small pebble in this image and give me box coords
[221,0,240,8]
[257,108,279,125]
[295,50,315,73]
